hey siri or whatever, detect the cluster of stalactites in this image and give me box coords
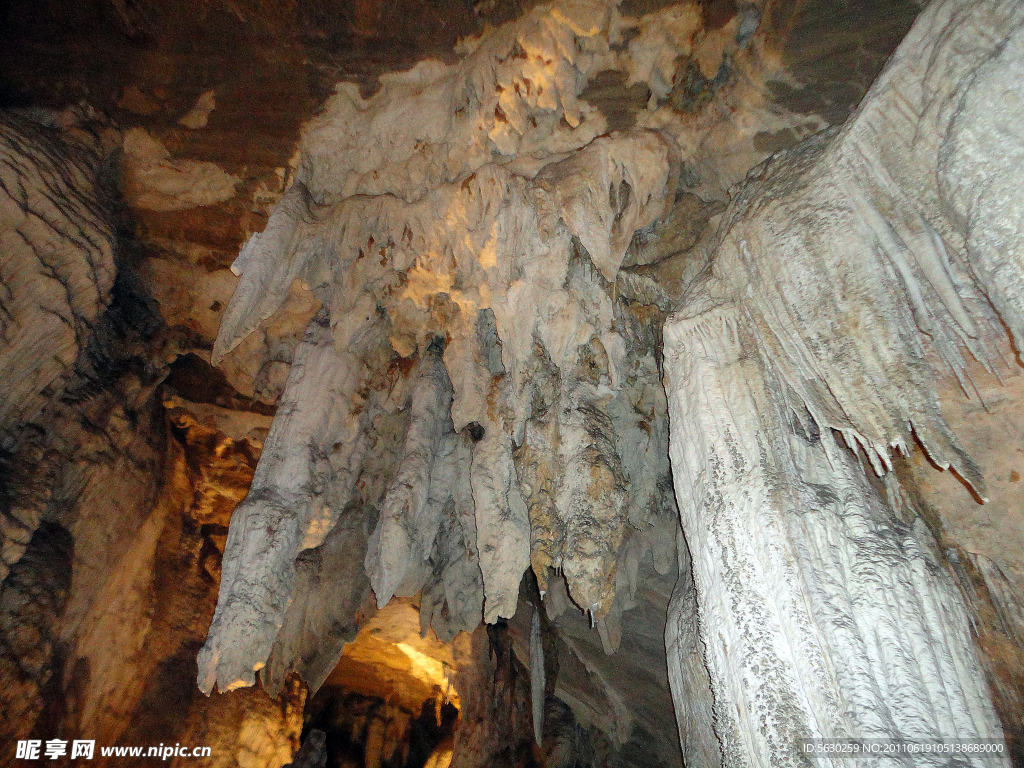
[197,0,782,695]
[198,128,681,698]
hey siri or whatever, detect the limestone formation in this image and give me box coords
[664,0,1024,762]
[5,0,1024,765]
[197,0,709,687]
[189,1,1024,763]
[120,127,240,212]
[197,0,816,700]
[0,112,116,435]
[0,111,119,583]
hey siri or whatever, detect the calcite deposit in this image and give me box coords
[0,112,116,437]
[198,0,711,693]
[664,0,1024,763]
[3,0,1024,765]
[189,0,1024,762]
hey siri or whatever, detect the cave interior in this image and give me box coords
[2,0,1024,766]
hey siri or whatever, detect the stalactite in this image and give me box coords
[199,314,376,693]
[200,105,679,684]
[530,608,544,746]
[189,5,1024,766]
[555,386,628,618]
[366,347,454,608]
[197,0,801,688]
[470,407,532,623]
[263,500,375,695]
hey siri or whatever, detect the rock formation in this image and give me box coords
[665,0,1024,762]
[196,0,698,694]
[2,0,1024,765]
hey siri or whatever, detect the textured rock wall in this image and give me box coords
[0,111,304,766]
[902,370,1024,761]
[666,308,1004,764]
[0,112,117,437]
[0,521,73,767]
[0,112,117,581]
[663,0,1024,763]
[449,623,537,768]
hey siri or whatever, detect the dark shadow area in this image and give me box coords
[304,690,459,768]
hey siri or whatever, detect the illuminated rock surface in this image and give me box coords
[1,0,1024,765]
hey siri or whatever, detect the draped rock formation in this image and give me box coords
[665,0,1024,763]
[189,0,1024,762]
[3,0,1024,765]
[0,113,117,581]
[197,0,720,693]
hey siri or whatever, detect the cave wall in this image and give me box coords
[663,1,1024,762]
[0,110,306,768]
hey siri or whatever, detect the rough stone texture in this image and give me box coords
[5,0,1024,766]
[665,532,719,768]
[663,0,1024,763]
[198,314,375,693]
[666,307,1004,765]
[0,112,116,437]
[282,729,327,768]
[0,104,303,765]
[533,548,682,768]
[121,127,241,212]
[899,364,1024,762]
[0,521,73,767]
[0,261,304,767]
[197,0,793,700]
[449,623,537,768]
